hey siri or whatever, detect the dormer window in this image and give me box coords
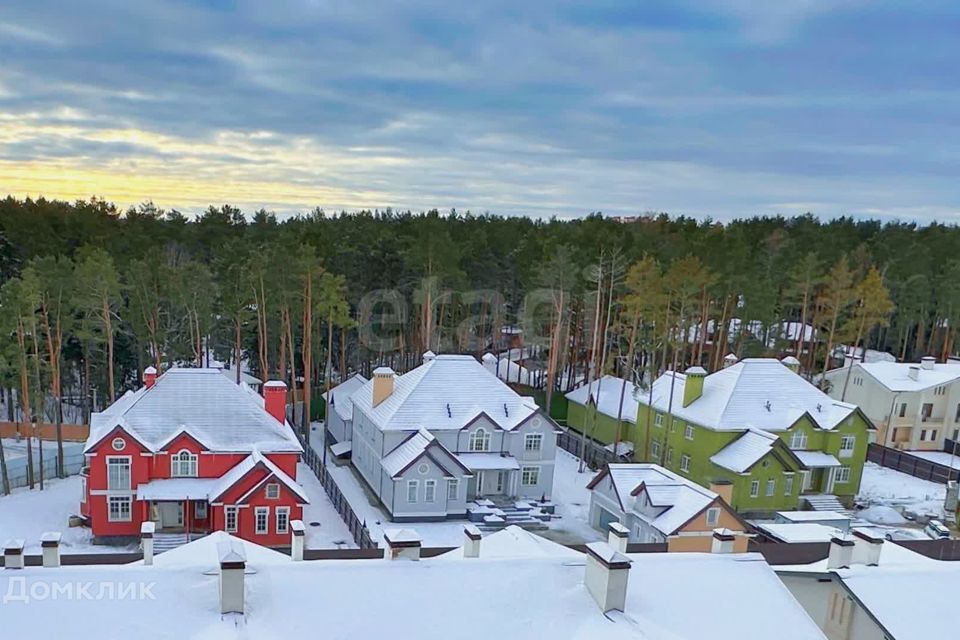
[469,428,491,452]
[790,431,808,450]
[170,449,198,477]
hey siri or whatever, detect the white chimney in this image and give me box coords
[827,536,855,570]
[141,522,155,566]
[217,539,247,615]
[372,367,396,408]
[711,528,736,554]
[852,529,884,566]
[921,356,936,371]
[3,539,24,570]
[723,353,738,368]
[781,356,801,373]
[584,542,632,613]
[908,366,920,381]
[384,528,421,561]
[463,525,482,558]
[41,532,61,568]
[422,350,437,364]
[290,520,305,562]
[607,522,629,553]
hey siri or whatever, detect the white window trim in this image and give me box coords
[254,506,270,535]
[265,482,281,500]
[469,428,491,452]
[106,456,132,491]
[705,507,720,527]
[424,479,437,503]
[766,479,776,497]
[524,433,543,451]
[650,440,661,458]
[224,506,238,533]
[170,449,198,478]
[654,413,663,427]
[784,475,794,496]
[790,431,808,450]
[684,425,694,441]
[275,506,290,534]
[836,466,851,484]
[680,454,690,473]
[521,466,540,486]
[107,496,132,522]
[447,478,459,501]
[407,479,419,503]
[750,480,760,498]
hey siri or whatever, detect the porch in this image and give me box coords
[456,453,521,499]
[794,451,842,495]
[136,479,216,534]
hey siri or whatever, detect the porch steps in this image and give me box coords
[470,500,552,532]
[802,494,851,515]
[151,532,205,554]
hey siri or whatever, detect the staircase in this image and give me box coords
[151,532,203,554]
[802,494,850,514]
[468,499,553,532]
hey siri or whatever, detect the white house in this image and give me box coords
[320,373,368,449]
[823,356,960,449]
[327,353,558,520]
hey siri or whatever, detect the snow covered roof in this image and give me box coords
[643,358,858,432]
[793,450,841,468]
[145,531,289,568]
[219,365,262,387]
[207,451,309,504]
[0,539,827,639]
[455,453,520,471]
[85,368,302,454]
[776,511,850,523]
[136,478,219,500]
[753,523,844,543]
[709,429,783,473]
[437,525,580,560]
[321,374,369,422]
[852,361,960,392]
[564,375,639,423]
[351,355,541,432]
[588,464,724,536]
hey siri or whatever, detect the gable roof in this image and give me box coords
[85,368,302,454]
[208,450,309,504]
[351,355,540,432]
[709,428,804,473]
[564,375,639,423]
[381,428,469,478]
[642,358,857,432]
[853,361,960,392]
[322,374,369,422]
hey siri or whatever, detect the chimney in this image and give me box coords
[372,367,396,408]
[682,367,707,407]
[709,480,734,506]
[827,535,855,570]
[711,528,736,554]
[723,353,738,369]
[384,528,421,561]
[41,532,61,568]
[946,480,959,514]
[463,525,482,558]
[921,356,936,371]
[3,539,24,570]
[422,350,437,364]
[141,521,155,566]
[263,380,287,424]
[144,366,158,389]
[781,356,801,373]
[291,520,305,561]
[217,539,247,615]
[908,366,920,381]
[852,529,884,566]
[584,542,632,613]
[607,522,629,554]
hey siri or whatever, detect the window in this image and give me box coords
[789,431,808,450]
[650,440,661,459]
[935,386,946,396]
[840,435,856,457]
[194,501,208,519]
[680,454,691,473]
[255,507,269,535]
[108,496,131,522]
[665,447,673,466]
[922,403,933,421]
[750,480,760,498]
[469,428,491,452]
[111,437,125,451]
[705,507,720,526]
[276,507,290,534]
[524,433,543,451]
[170,450,198,478]
[80,476,87,502]
[407,480,419,503]
[521,466,540,486]
[899,403,907,418]
[932,430,939,442]
[106,457,131,490]
[654,413,663,427]
[225,506,238,533]
[447,478,459,501]
[424,479,436,503]
[417,463,430,475]
[784,474,794,496]
[920,429,927,441]
[836,466,851,484]
[684,425,694,441]
[766,479,776,496]
[955,404,960,422]
[265,483,280,499]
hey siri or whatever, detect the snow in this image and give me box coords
[857,505,907,526]
[136,478,218,500]
[710,429,779,472]
[851,360,960,391]
[455,453,520,470]
[381,429,435,476]
[565,375,640,423]
[321,374,368,422]
[906,450,960,469]
[857,462,946,518]
[296,462,356,549]
[776,510,850,523]
[0,475,135,554]
[754,522,844,543]
[793,450,841,468]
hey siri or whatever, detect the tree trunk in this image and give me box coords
[103,296,115,402]
[0,436,9,495]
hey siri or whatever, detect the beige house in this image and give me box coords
[823,356,960,450]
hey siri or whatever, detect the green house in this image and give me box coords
[565,375,639,455]
[634,358,874,514]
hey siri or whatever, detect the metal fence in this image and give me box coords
[555,427,623,470]
[866,443,960,484]
[298,435,378,549]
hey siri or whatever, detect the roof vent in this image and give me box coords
[764,401,771,412]
[446,403,452,418]
[816,403,822,413]
[503,403,509,417]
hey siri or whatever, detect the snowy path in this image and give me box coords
[297,462,357,549]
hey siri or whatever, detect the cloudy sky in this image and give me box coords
[0,1,957,221]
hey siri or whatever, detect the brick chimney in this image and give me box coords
[709,481,734,506]
[372,367,395,408]
[584,542,632,613]
[263,381,287,424]
[144,366,158,389]
[217,539,247,614]
[41,532,61,568]
[384,528,421,561]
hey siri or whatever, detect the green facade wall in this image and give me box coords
[566,400,632,446]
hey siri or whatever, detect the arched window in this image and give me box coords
[171,449,198,477]
[469,428,491,452]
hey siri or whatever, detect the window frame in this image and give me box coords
[684,425,694,441]
[705,507,720,527]
[750,480,760,498]
[424,479,437,503]
[835,466,851,484]
[170,449,198,478]
[254,506,270,535]
[407,479,419,503]
[194,501,208,520]
[265,482,281,500]
[224,506,238,533]
[275,506,290,534]
[650,440,661,459]
[521,466,540,486]
[106,456,132,491]
[766,479,776,497]
[789,431,808,450]
[784,474,794,496]
[680,454,691,473]
[447,478,459,501]
[107,496,132,522]
[839,435,856,457]
[469,428,491,452]
[654,413,663,427]
[524,433,543,451]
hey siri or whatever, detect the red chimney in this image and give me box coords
[263,381,287,424]
[144,366,158,389]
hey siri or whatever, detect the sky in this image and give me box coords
[0,1,958,222]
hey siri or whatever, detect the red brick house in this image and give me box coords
[80,367,308,547]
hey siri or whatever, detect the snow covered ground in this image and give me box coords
[0,475,127,554]
[857,462,946,518]
[905,450,960,470]
[297,462,357,549]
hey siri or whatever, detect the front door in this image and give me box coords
[496,471,506,493]
[159,502,184,529]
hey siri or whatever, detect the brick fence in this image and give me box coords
[0,421,89,442]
